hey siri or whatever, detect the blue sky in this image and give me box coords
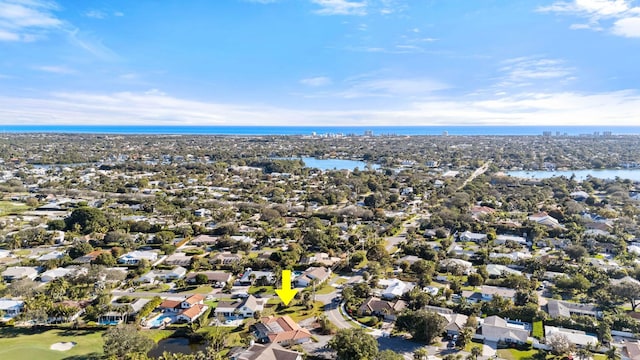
[1,0,640,126]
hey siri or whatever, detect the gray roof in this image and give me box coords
[546,300,600,318]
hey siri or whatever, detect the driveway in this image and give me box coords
[483,340,498,358]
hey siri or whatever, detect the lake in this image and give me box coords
[147,337,206,358]
[506,169,640,182]
[283,157,380,171]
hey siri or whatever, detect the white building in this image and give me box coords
[118,250,158,265]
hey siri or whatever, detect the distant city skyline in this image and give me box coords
[2,0,640,126]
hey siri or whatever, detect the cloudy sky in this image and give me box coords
[1,0,640,126]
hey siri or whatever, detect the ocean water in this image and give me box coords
[1,125,640,136]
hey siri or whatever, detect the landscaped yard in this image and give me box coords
[0,328,104,360]
[496,348,539,360]
[177,285,214,294]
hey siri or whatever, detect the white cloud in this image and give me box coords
[2,89,640,126]
[84,10,106,19]
[311,0,367,16]
[300,76,333,87]
[539,0,640,37]
[0,0,62,41]
[612,16,640,36]
[498,57,575,87]
[33,65,75,74]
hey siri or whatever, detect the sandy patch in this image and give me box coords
[50,342,77,351]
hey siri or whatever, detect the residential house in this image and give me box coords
[176,304,208,324]
[423,305,470,336]
[623,341,640,360]
[380,279,412,299]
[480,316,530,344]
[214,295,265,319]
[232,343,302,360]
[163,252,192,267]
[118,250,158,265]
[186,271,233,287]
[295,267,331,288]
[239,269,275,286]
[545,300,602,319]
[299,253,341,267]
[459,231,487,243]
[439,258,474,275]
[48,300,90,323]
[210,252,243,265]
[40,267,74,282]
[159,294,208,323]
[462,286,516,303]
[0,298,24,319]
[73,250,107,264]
[252,316,312,346]
[191,234,218,246]
[2,266,38,282]
[494,235,528,246]
[545,326,597,348]
[486,264,522,278]
[358,297,407,321]
[36,250,66,262]
[528,212,561,228]
[137,266,187,283]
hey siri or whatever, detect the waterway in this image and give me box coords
[147,337,206,358]
[283,157,380,171]
[506,169,640,181]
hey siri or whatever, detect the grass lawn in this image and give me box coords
[272,301,324,322]
[143,329,174,343]
[532,320,544,339]
[314,284,337,295]
[497,348,539,360]
[333,277,349,286]
[248,286,276,296]
[138,284,171,293]
[178,285,214,294]
[0,201,28,215]
[0,328,104,360]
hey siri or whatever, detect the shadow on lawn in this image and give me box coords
[63,352,102,360]
[0,326,48,338]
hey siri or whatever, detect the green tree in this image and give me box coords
[328,328,379,360]
[103,324,154,359]
[377,350,403,360]
[396,310,447,344]
[611,280,640,311]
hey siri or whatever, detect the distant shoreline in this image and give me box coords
[1,125,640,136]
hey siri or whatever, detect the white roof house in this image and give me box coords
[545,326,597,347]
[381,279,412,299]
[138,266,187,283]
[118,250,158,265]
[36,250,66,262]
[40,267,74,282]
[0,298,24,318]
[2,266,38,281]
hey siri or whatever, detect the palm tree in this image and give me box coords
[413,347,428,360]
[606,347,621,360]
[470,346,483,360]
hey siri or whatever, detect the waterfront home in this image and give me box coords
[232,342,303,360]
[214,295,264,319]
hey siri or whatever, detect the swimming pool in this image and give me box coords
[149,315,173,328]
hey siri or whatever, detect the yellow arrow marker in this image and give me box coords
[275,269,298,306]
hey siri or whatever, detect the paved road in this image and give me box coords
[458,160,492,191]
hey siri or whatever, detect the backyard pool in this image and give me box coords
[148,314,173,328]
